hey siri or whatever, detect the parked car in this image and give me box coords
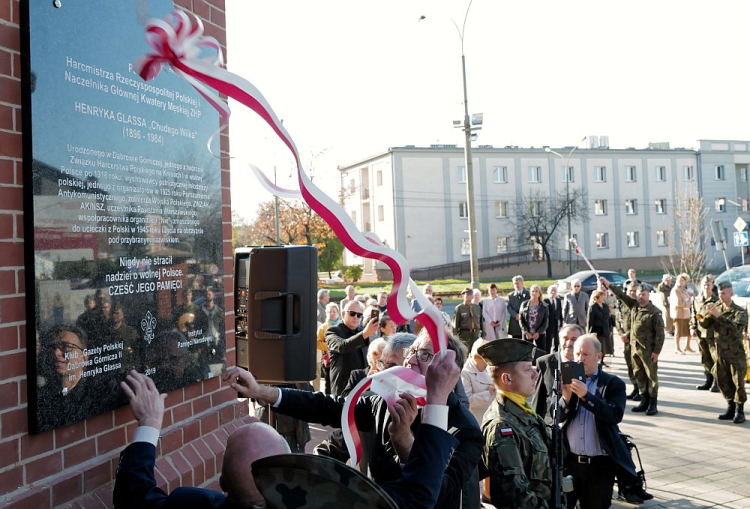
[714,266,750,307]
[556,270,653,295]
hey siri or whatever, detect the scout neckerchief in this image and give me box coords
[500,390,536,417]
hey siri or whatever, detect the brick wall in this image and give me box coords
[0,1,243,507]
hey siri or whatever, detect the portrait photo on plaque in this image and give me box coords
[23,0,226,433]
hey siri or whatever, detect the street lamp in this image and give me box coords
[545,138,585,275]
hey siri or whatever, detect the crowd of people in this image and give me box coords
[111,271,747,509]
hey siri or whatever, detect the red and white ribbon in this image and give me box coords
[135,11,448,465]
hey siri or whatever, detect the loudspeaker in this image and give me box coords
[235,246,317,384]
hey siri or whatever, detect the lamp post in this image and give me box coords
[545,141,584,275]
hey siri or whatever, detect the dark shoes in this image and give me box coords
[632,395,650,413]
[631,485,654,501]
[627,387,640,400]
[696,373,714,390]
[620,490,644,504]
[711,381,720,393]
[645,398,658,416]
[718,402,736,421]
[734,404,745,424]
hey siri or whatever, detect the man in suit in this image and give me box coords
[508,275,530,338]
[544,285,564,351]
[563,279,589,327]
[531,323,584,423]
[326,300,379,396]
[559,334,644,508]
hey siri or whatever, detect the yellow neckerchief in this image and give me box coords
[500,390,536,417]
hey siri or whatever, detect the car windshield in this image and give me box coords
[716,267,750,298]
[609,274,628,285]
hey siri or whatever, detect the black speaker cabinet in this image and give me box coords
[234,246,317,384]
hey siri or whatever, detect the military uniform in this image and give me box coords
[691,292,719,389]
[616,298,638,393]
[610,285,665,410]
[705,298,747,422]
[454,293,482,352]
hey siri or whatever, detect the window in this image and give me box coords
[683,165,694,181]
[378,205,384,221]
[625,166,636,182]
[493,166,508,183]
[742,168,748,182]
[529,166,541,183]
[655,166,666,181]
[563,233,578,250]
[656,230,668,246]
[495,201,508,218]
[594,200,607,215]
[563,166,574,183]
[625,199,637,215]
[460,238,470,256]
[530,201,542,217]
[594,166,606,182]
[496,237,509,253]
[596,233,609,249]
[458,166,466,183]
[626,231,639,247]
[376,170,383,186]
[655,199,666,214]
[715,165,725,180]
[459,202,468,219]
[716,198,726,212]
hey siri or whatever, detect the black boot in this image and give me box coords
[718,402,736,420]
[711,379,720,393]
[646,397,658,416]
[630,484,654,501]
[733,403,745,424]
[696,372,713,390]
[632,394,650,413]
[627,386,640,400]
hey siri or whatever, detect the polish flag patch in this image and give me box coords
[500,428,514,436]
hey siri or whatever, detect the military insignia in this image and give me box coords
[500,428,514,436]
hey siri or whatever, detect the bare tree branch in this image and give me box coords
[661,186,709,281]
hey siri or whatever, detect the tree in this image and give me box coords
[509,188,589,277]
[661,188,709,282]
[232,211,254,249]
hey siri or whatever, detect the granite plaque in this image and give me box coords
[23,1,225,433]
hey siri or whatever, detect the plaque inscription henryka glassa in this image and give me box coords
[23,1,225,433]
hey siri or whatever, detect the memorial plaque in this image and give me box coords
[22,1,225,433]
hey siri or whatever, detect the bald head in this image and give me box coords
[220,421,291,507]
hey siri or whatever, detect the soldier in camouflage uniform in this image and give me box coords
[690,276,720,392]
[454,287,483,352]
[604,278,665,416]
[479,338,551,509]
[704,281,747,424]
[616,284,641,401]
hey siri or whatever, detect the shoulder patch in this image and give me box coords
[500,428,514,437]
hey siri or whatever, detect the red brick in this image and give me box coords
[0,76,20,105]
[203,375,220,393]
[169,450,193,486]
[0,380,17,408]
[11,52,19,81]
[218,404,234,426]
[1,405,26,437]
[193,0,210,19]
[20,430,52,460]
[0,213,12,239]
[0,268,18,294]
[204,432,223,457]
[0,436,18,468]
[10,0,17,25]
[0,131,21,159]
[54,420,86,448]
[124,421,138,442]
[172,401,192,423]
[0,0,10,24]
[154,467,169,491]
[4,485,51,509]
[96,427,125,455]
[183,419,200,444]
[0,51,9,77]
[0,241,23,266]
[52,471,83,506]
[174,0,191,10]
[13,159,20,185]
[113,405,134,426]
[0,296,24,324]
[0,464,21,496]
[12,106,19,133]
[192,394,211,414]
[14,268,21,292]
[200,411,219,435]
[64,438,96,468]
[162,410,173,429]
[18,376,24,404]
[184,381,202,400]
[0,325,18,351]
[160,427,183,456]
[25,450,62,483]
[83,459,111,492]
[203,22,225,46]
[211,388,234,408]
[164,388,184,408]
[0,159,13,184]
[0,183,22,211]
[225,349,235,366]
[210,6,225,26]
[156,457,180,491]
[14,214,21,238]
[85,411,113,437]
[92,483,114,507]
[221,167,231,187]
[221,206,231,222]
[181,447,205,484]
[0,23,20,52]
[0,104,12,130]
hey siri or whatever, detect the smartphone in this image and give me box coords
[561,361,585,384]
[371,309,379,322]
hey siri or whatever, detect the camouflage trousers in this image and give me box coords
[623,342,637,385]
[632,346,659,398]
[698,336,715,374]
[714,357,747,404]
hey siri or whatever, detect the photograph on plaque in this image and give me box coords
[22,0,226,433]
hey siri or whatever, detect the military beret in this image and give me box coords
[252,453,397,509]
[460,287,472,295]
[478,338,536,366]
[718,281,733,290]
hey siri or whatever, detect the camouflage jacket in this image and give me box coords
[690,293,719,339]
[610,285,665,354]
[616,301,633,336]
[482,395,551,509]
[453,303,482,333]
[705,300,747,362]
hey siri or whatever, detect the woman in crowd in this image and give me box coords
[670,273,694,354]
[460,338,496,425]
[316,302,340,393]
[587,289,612,366]
[519,284,549,351]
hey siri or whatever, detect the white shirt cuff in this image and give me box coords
[272,388,283,408]
[132,426,160,446]
[422,404,449,431]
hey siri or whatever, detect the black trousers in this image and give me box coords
[565,454,617,509]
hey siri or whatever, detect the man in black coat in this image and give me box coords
[544,285,564,352]
[326,300,379,396]
[508,275,530,338]
[559,334,648,508]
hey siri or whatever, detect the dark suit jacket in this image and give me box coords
[277,387,482,509]
[531,351,563,424]
[544,296,563,346]
[519,300,549,339]
[325,322,370,396]
[507,289,530,337]
[113,441,232,508]
[587,302,611,337]
[559,370,637,477]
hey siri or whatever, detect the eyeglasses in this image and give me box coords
[375,359,398,371]
[51,341,83,353]
[347,311,363,318]
[403,346,434,363]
